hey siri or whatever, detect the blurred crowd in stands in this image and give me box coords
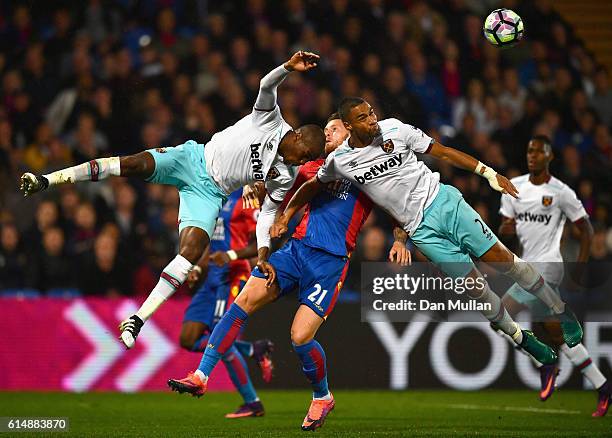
[0,0,610,296]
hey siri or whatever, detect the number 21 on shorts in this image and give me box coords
[308,284,327,306]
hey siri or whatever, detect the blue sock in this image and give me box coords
[190,333,210,352]
[293,340,329,398]
[198,303,248,377]
[222,345,258,403]
[234,340,253,357]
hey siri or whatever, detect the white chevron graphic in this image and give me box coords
[62,300,123,392]
[115,301,177,392]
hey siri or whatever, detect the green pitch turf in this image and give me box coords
[0,390,610,437]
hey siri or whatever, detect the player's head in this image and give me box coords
[338,96,380,140]
[324,112,349,155]
[527,135,553,173]
[280,124,325,165]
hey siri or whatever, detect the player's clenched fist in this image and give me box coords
[284,51,319,72]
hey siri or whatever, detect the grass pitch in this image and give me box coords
[0,390,610,437]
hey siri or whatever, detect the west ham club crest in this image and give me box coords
[266,166,280,180]
[542,196,553,207]
[381,139,394,153]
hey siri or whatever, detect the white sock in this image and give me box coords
[314,392,332,401]
[472,283,522,343]
[194,369,208,382]
[492,324,542,367]
[44,157,121,185]
[506,255,565,314]
[560,343,607,389]
[136,255,193,321]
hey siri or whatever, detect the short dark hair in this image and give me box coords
[338,96,365,122]
[299,124,325,158]
[326,112,340,123]
[530,134,552,153]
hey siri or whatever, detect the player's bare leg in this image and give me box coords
[479,241,583,347]
[290,305,335,431]
[119,226,209,348]
[168,277,279,396]
[20,151,156,195]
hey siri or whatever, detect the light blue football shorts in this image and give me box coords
[410,184,498,278]
[146,140,227,237]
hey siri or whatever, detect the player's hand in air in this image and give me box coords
[491,174,519,199]
[284,51,319,72]
[257,259,276,287]
[388,241,411,266]
[210,251,230,267]
[270,215,289,238]
[242,182,265,209]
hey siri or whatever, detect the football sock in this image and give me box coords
[222,345,258,403]
[44,157,121,185]
[472,283,522,343]
[136,255,192,322]
[198,303,249,377]
[234,340,254,357]
[293,340,329,399]
[560,343,607,389]
[505,255,565,314]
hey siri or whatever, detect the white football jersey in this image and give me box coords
[317,118,439,234]
[499,174,587,285]
[204,106,297,202]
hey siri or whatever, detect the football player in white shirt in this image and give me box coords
[274,96,586,369]
[19,51,325,349]
[495,135,610,417]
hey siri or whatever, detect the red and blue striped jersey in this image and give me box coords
[291,160,373,257]
[208,190,258,285]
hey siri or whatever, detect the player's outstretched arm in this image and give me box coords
[270,176,324,238]
[427,142,519,198]
[254,51,319,111]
